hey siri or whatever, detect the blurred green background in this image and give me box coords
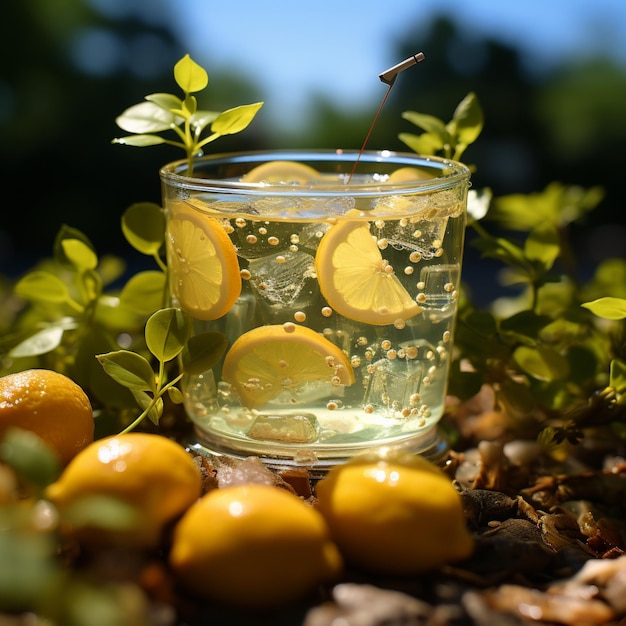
[1,0,624,298]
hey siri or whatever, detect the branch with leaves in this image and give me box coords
[113,54,263,175]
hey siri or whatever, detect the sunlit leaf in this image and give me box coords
[398,131,445,156]
[181,331,228,375]
[121,202,165,255]
[449,91,483,146]
[524,222,560,269]
[112,134,167,147]
[174,54,208,93]
[145,92,183,112]
[115,101,177,133]
[581,297,626,320]
[183,94,197,117]
[119,271,166,315]
[9,326,65,357]
[61,238,98,271]
[54,225,95,265]
[513,345,570,381]
[14,271,69,303]
[145,308,188,362]
[401,111,449,136]
[96,350,156,392]
[191,109,220,133]
[210,102,264,136]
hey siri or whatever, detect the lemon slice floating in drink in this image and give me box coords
[241,160,319,184]
[222,323,354,409]
[315,214,422,325]
[166,206,241,320]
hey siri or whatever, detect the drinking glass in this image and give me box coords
[160,149,470,474]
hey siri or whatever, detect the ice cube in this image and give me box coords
[385,217,448,260]
[248,250,316,306]
[363,358,424,418]
[248,412,319,444]
[418,264,460,321]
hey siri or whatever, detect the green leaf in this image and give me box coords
[610,359,626,394]
[112,134,167,147]
[9,326,65,357]
[119,271,167,315]
[174,54,208,93]
[145,308,189,362]
[210,102,264,136]
[513,345,570,382]
[115,101,179,134]
[398,132,445,156]
[167,386,185,404]
[524,222,560,269]
[401,110,448,135]
[500,310,552,340]
[63,494,141,531]
[183,94,197,117]
[190,109,220,133]
[97,350,156,392]
[121,202,165,255]
[472,235,529,270]
[14,271,70,303]
[449,92,483,146]
[0,428,61,488]
[581,297,626,320]
[181,331,228,375]
[61,238,98,271]
[131,390,164,425]
[145,92,183,112]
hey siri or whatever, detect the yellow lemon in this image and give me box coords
[387,166,434,182]
[166,203,241,321]
[221,323,355,409]
[0,369,94,466]
[46,433,202,547]
[169,484,342,608]
[241,160,319,184]
[315,454,474,575]
[315,216,422,325]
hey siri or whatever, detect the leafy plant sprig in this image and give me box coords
[113,54,264,175]
[401,92,626,449]
[97,307,227,433]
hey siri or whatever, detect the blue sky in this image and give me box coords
[165,0,626,129]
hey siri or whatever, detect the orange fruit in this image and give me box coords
[46,433,202,547]
[221,323,354,408]
[0,369,94,465]
[315,454,474,575]
[169,484,342,608]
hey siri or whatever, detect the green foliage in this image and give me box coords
[113,54,264,175]
[399,92,483,162]
[401,93,626,448]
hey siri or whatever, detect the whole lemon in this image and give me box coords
[46,433,202,547]
[315,455,474,575]
[0,369,94,465]
[169,484,343,608]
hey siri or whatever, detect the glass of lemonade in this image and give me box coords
[160,149,470,474]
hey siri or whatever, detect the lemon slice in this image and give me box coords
[166,207,241,320]
[315,216,422,325]
[241,160,319,184]
[221,324,354,408]
[387,166,434,182]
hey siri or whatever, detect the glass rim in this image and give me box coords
[159,149,471,197]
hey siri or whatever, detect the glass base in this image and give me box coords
[183,424,450,479]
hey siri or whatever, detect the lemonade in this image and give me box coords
[161,150,470,470]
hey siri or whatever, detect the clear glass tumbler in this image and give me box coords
[160,150,470,474]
